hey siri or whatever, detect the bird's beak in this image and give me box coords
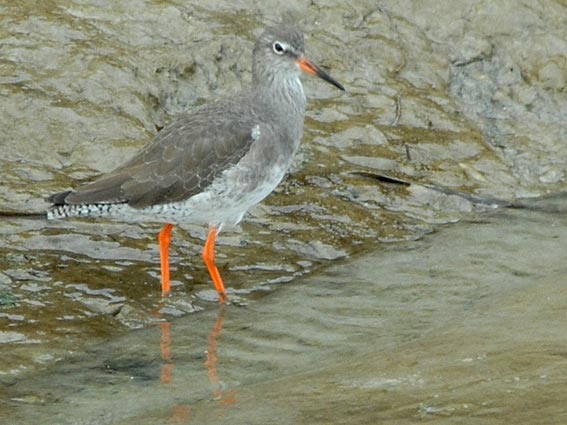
[297,57,345,91]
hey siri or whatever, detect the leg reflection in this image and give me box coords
[204,305,238,411]
[155,303,237,420]
[153,304,191,421]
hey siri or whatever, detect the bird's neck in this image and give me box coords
[253,74,307,118]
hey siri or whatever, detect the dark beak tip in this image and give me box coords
[315,68,345,91]
[324,76,345,92]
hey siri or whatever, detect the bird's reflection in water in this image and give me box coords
[153,304,237,421]
[205,305,238,411]
[158,319,173,384]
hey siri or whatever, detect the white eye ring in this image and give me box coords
[273,41,285,55]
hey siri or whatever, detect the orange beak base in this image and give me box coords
[297,57,344,91]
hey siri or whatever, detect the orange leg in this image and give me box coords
[202,225,227,303]
[158,223,174,295]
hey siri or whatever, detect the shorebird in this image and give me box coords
[47,24,344,302]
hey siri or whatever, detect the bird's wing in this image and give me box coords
[54,98,261,209]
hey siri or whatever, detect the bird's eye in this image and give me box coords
[273,42,285,55]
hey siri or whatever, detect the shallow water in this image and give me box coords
[3,203,567,424]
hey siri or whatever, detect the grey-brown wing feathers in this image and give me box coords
[49,98,260,209]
